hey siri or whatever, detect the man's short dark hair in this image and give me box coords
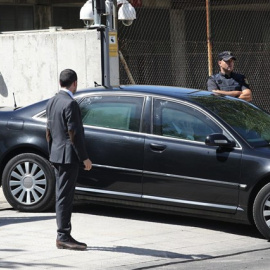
[59,69,77,88]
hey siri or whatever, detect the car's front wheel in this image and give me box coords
[253,183,270,239]
[2,153,55,212]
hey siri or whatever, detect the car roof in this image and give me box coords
[9,84,246,120]
[75,84,211,101]
[13,85,207,116]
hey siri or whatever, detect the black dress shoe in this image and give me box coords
[56,236,87,250]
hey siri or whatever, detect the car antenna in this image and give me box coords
[13,92,17,108]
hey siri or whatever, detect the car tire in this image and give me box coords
[2,153,55,212]
[253,183,270,239]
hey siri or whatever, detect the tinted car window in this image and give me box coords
[153,99,221,142]
[79,95,143,132]
[191,95,270,147]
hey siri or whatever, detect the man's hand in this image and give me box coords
[238,89,252,102]
[83,159,92,171]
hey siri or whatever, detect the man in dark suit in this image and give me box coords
[46,69,92,250]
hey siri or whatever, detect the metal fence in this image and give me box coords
[118,0,270,112]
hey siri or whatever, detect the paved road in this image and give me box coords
[1,188,270,269]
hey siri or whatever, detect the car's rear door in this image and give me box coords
[142,97,242,213]
[76,93,145,201]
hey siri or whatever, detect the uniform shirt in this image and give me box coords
[207,72,250,92]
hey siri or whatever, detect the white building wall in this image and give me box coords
[0,29,101,107]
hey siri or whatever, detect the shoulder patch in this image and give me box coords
[244,78,249,85]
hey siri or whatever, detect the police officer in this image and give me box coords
[207,51,252,102]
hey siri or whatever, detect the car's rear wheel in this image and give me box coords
[253,183,270,239]
[2,153,55,212]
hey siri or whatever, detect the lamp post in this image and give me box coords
[80,0,136,87]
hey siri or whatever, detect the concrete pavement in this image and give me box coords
[1,187,270,269]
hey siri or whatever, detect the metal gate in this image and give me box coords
[118,0,270,111]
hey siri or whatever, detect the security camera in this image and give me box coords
[83,19,94,28]
[80,0,94,27]
[118,0,136,27]
[121,20,133,27]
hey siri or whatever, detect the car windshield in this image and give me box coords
[191,95,270,147]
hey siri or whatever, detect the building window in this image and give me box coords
[0,6,34,32]
[53,7,84,29]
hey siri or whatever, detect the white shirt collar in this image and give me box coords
[60,88,74,98]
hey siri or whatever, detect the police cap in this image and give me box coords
[218,51,236,61]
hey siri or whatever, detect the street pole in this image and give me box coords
[93,0,119,88]
[106,0,120,87]
[206,0,213,76]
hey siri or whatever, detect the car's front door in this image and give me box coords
[142,98,242,213]
[76,94,145,201]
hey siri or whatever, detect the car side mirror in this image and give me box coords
[205,133,236,148]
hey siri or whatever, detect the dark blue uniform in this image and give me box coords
[207,72,250,92]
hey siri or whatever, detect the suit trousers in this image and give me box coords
[53,162,79,241]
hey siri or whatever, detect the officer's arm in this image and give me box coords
[213,89,252,102]
[238,75,252,102]
[239,88,252,102]
[207,76,218,91]
[212,90,242,98]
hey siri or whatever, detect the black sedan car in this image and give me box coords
[1,85,270,239]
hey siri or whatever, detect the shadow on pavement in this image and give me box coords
[73,202,263,239]
[88,245,211,259]
[0,215,55,227]
[0,258,67,269]
[86,245,270,270]
[0,207,13,212]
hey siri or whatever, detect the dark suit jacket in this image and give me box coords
[46,90,88,164]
